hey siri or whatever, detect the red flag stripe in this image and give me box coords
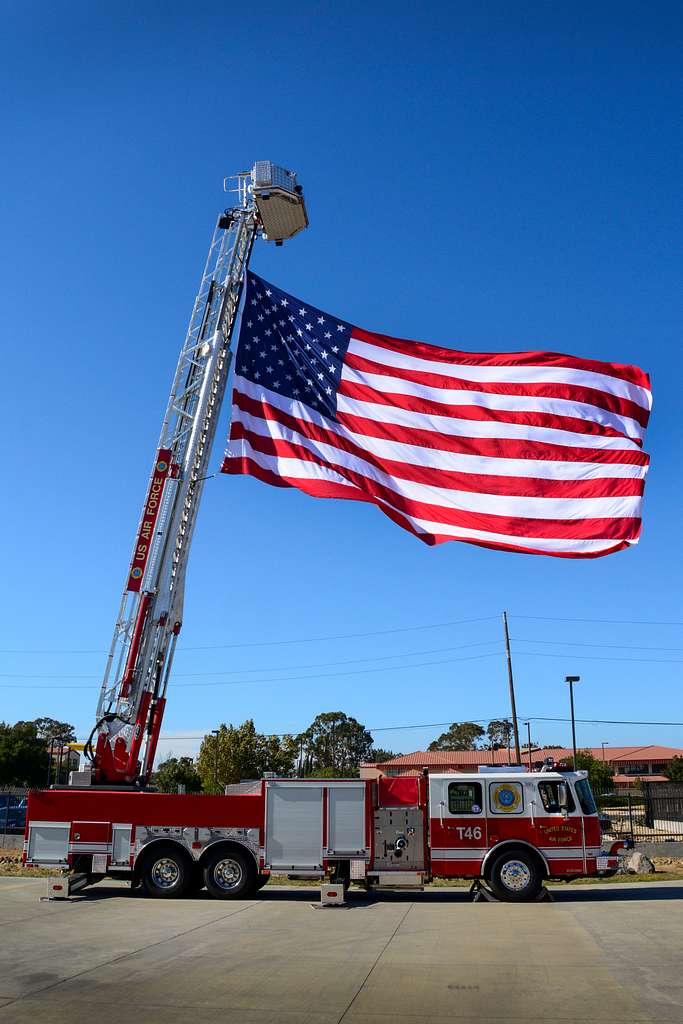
[344,349,651,428]
[351,328,652,397]
[230,409,644,500]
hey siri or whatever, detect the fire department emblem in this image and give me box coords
[490,782,522,813]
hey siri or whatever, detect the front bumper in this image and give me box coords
[595,840,633,877]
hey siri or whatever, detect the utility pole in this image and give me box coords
[526,721,533,770]
[502,611,521,763]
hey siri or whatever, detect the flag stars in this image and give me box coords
[337,324,345,332]
[299,307,307,315]
[324,332,332,339]
[332,346,339,354]
[305,322,313,331]
[317,316,325,325]
[280,298,288,306]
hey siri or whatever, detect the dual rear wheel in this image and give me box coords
[140,843,260,900]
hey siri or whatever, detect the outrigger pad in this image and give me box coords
[469,881,554,903]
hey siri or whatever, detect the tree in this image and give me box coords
[299,712,374,776]
[428,722,485,752]
[486,719,513,750]
[154,756,202,794]
[664,756,683,782]
[0,721,49,786]
[567,749,614,792]
[368,748,400,764]
[32,717,76,746]
[197,720,297,793]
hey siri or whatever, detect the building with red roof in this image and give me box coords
[360,745,683,786]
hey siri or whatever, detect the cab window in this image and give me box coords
[448,782,483,815]
[575,778,597,815]
[538,781,575,813]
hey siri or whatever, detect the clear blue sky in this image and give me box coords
[2,2,682,760]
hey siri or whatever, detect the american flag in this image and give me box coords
[222,271,652,557]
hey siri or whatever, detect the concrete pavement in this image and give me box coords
[1,877,682,1023]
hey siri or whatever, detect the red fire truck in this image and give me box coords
[25,770,626,902]
[23,162,627,902]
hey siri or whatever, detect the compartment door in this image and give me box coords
[327,784,366,856]
[265,783,323,870]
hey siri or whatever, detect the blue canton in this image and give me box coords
[235,271,353,419]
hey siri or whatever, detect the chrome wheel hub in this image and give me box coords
[213,858,243,891]
[151,857,180,889]
[499,859,531,892]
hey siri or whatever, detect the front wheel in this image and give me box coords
[203,847,256,900]
[487,848,543,902]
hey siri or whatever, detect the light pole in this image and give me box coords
[525,721,533,770]
[212,729,220,792]
[601,741,608,763]
[566,676,580,769]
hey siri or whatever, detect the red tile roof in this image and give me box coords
[362,744,683,770]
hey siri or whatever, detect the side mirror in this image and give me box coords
[558,782,569,816]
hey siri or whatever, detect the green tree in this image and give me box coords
[0,721,49,786]
[664,756,683,782]
[197,720,297,793]
[428,722,485,752]
[32,717,76,746]
[154,756,202,794]
[299,712,374,776]
[368,748,400,764]
[486,719,513,750]
[567,749,614,792]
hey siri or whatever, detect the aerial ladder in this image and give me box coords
[83,162,308,786]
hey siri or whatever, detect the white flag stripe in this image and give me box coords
[338,393,641,452]
[224,441,628,553]
[230,414,642,521]
[349,337,653,412]
[233,378,647,480]
[342,364,645,441]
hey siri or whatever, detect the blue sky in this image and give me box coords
[2,2,682,760]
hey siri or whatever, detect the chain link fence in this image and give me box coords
[0,788,28,837]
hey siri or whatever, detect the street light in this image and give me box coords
[601,741,609,763]
[566,676,580,770]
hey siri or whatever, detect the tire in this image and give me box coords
[254,872,270,891]
[487,848,543,902]
[141,844,191,899]
[203,846,256,900]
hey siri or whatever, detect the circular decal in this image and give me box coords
[130,567,143,579]
[491,783,522,813]
[471,804,481,814]
[156,460,168,473]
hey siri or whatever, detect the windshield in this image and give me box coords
[575,778,597,815]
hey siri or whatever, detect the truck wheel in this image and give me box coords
[141,844,190,899]
[254,872,270,891]
[203,847,255,899]
[488,848,543,902]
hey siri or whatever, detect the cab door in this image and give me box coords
[429,777,487,876]
[529,779,584,874]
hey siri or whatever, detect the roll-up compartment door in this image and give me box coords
[265,783,323,870]
[327,784,366,856]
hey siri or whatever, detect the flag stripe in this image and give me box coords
[345,349,651,428]
[233,381,649,478]
[230,402,645,500]
[351,329,652,402]
[340,371,644,442]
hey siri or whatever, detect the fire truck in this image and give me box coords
[24,161,627,901]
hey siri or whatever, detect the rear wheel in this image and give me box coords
[141,844,191,899]
[488,848,543,902]
[254,872,270,891]
[203,847,256,900]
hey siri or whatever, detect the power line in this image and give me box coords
[515,614,683,627]
[0,639,502,681]
[151,714,683,742]
[513,650,683,665]
[0,648,504,689]
[0,614,498,656]
[512,637,683,653]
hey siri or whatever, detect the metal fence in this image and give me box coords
[0,788,28,836]
[594,782,683,844]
